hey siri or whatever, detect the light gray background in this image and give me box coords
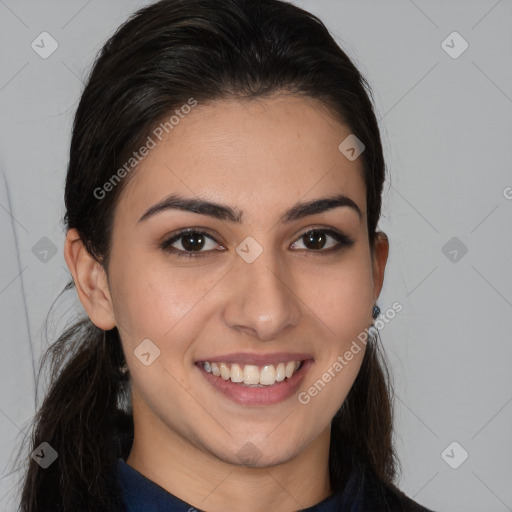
[1,0,511,511]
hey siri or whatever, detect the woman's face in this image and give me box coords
[105,94,387,467]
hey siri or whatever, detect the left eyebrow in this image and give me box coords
[138,192,363,224]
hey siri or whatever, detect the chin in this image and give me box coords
[213,438,304,468]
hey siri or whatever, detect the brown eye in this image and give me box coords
[161,230,222,258]
[303,231,328,250]
[291,229,354,253]
[180,232,207,251]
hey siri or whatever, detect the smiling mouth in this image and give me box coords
[199,360,304,387]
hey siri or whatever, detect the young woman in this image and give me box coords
[19,0,435,510]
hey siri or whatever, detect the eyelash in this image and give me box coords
[160,227,355,259]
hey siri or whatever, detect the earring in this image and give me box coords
[369,304,380,340]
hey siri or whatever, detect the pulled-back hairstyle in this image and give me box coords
[16,0,414,510]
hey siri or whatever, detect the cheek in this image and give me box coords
[110,266,180,337]
[299,247,374,408]
[108,255,223,353]
[312,251,375,340]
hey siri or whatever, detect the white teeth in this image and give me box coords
[230,363,243,383]
[243,365,260,385]
[211,362,221,377]
[201,360,303,386]
[219,362,230,380]
[275,363,286,382]
[285,361,296,378]
[260,365,276,385]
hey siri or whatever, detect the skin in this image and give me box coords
[65,93,388,512]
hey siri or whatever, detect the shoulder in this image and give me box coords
[362,465,436,512]
[378,484,436,512]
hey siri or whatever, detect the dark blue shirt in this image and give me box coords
[116,457,435,511]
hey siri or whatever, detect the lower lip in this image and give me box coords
[197,360,313,406]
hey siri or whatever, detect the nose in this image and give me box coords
[222,250,302,341]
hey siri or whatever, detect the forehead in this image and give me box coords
[115,94,367,224]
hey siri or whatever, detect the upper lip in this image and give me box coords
[195,352,313,365]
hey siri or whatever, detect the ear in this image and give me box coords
[371,231,389,301]
[64,228,116,330]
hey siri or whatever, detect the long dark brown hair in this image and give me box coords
[15,0,413,510]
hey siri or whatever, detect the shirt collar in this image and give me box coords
[116,457,367,511]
